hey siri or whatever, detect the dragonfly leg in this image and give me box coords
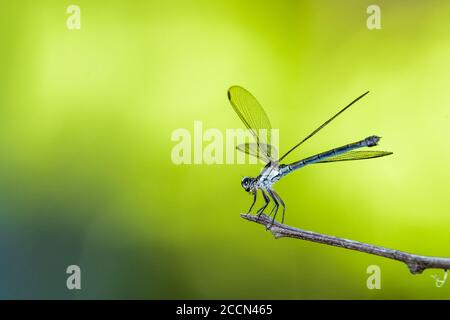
[268,203,277,217]
[266,189,279,229]
[267,194,279,218]
[271,190,286,224]
[247,190,258,214]
[256,189,270,217]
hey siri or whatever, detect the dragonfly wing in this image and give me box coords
[236,143,278,163]
[278,91,370,162]
[315,150,392,163]
[228,86,274,160]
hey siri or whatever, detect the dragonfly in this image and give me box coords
[227,85,392,227]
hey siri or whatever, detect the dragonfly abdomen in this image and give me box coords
[364,135,380,147]
[282,135,381,174]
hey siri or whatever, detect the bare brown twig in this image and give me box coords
[241,213,450,275]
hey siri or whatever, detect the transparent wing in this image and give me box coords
[316,150,392,163]
[236,143,278,163]
[278,91,370,162]
[228,86,274,160]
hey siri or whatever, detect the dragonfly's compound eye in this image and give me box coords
[241,177,252,192]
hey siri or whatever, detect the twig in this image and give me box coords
[241,213,450,275]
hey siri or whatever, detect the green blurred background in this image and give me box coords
[0,0,449,299]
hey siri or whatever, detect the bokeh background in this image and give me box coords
[0,0,449,299]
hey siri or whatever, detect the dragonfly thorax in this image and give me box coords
[256,165,282,188]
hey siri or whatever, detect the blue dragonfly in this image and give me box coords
[227,86,392,227]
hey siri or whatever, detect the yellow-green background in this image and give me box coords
[0,0,449,299]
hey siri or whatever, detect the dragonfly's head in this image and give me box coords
[241,176,255,192]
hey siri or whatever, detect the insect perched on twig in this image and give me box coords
[228,86,392,228]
